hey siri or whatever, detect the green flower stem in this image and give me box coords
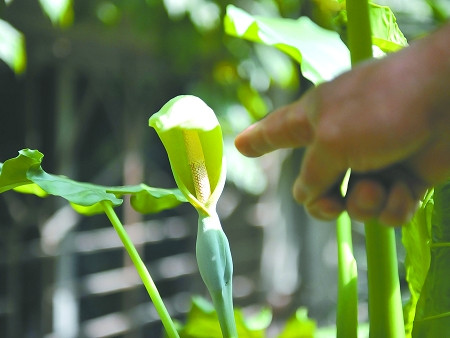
[365,220,405,337]
[196,212,237,337]
[336,212,358,338]
[346,0,405,336]
[101,201,180,338]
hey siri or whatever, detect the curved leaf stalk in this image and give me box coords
[346,0,405,336]
[336,212,358,338]
[101,201,180,338]
[196,213,237,337]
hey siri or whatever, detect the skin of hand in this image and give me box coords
[235,23,450,226]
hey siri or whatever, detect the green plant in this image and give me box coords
[149,95,237,337]
[224,1,449,337]
[0,149,185,337]
[2,1,449,336]
[0,96,240,338]
[346,1,404,336]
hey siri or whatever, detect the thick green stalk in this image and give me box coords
[336,212,358,338]
[365,220,405,337]
[101,202,180,338]
[346,0,373,66]
[346,0,405,336]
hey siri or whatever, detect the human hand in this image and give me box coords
[235,24,450,226]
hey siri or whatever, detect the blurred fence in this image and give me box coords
[0,191,264,338]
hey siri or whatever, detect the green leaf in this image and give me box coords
[0,149,43,193]
[28,168,123,208]
[224,5,351,85]
[108,184,187,215]
[0,19,26,74]
[39,0,73,27]
[0,149,187,216]
[13,183,48,197]
[369,3,408,52]
[335,3,408,53]
[412,181,450,337]
[177,296,270,338]
[277,308,316,338]
[402,190,433,337]
[70,185,186,216]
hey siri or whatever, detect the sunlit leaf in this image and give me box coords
[0,19,26,74]
[0,149,43,193]
[0,149,187,216]
[224,5,351,85]
[335,3,408,53]
[402,190,433,337]
[224,4,408,87]
[13,183,48,197]
[369,3,408,52]
[39,0,73,27]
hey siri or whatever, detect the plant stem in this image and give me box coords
[336,212,358,338]
[196,213,237,337]
[365,220,405,337]
[101,201,180,338]
[346,0,372,66]
[346,0,405,336]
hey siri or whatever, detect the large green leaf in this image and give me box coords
[402,190,433,337]
[412,181,450,337]
[0,149,187,215]
[224,5,351,85]
[224,4,408,87]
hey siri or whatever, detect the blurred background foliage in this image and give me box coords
[0,0,448,337]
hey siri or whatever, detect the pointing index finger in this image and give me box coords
[234,96,314,157]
